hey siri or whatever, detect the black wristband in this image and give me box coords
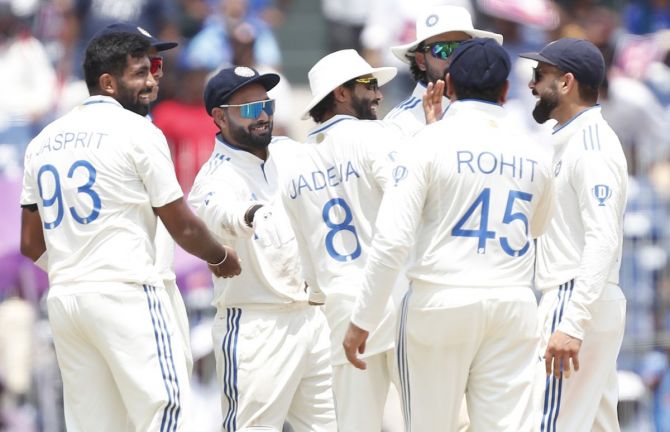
[244,204,264,228]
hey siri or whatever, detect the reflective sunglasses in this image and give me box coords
[150,56,163,75]
[532,67,543,83]
[219,99,275,119]
[420,41,462,60]
[354,76,379,91]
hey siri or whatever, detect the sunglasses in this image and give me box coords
[420,41,462,60]
[219,99,275,119]
[532,67,543,83]
[150,56,163,75]
[354,77,379,91]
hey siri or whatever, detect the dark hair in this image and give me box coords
[406,49,427,84]
[577,83,599,104]
[83,33,151,93]
[308,79,357,123]
[451,81,506,103]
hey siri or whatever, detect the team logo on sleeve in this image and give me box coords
[393,165,408,186]
[592,184,612,206]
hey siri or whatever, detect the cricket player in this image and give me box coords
[344,38,555,431]
[520,38,628,431]
[19,32,241,431]
[280,49,402,431]
[188,66,336,432]
[385,5,502,135]
[91,23,195,379]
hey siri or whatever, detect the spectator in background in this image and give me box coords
[152,52,219,192]
[321,0,372,53]
[186,0,282,70]
[624,0,670,35]
[0,1,56,176]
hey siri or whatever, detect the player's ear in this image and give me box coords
[99,73,116,96]
[415,52,428,72]
[211,107,227,130]
[333,85,350,104]
[445,73,456,100]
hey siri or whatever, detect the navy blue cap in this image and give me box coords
[519,38,605,88]
[92,23,178,52]
[204,66,280,115]
[448,38,511,89]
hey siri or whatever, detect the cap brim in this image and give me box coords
[518,51,556,66]
[300,66,397,120]
[153,41,179,51]
[209,72,281,114]
[390,30,504,64]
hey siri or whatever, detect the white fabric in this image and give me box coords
[535,283,625,432]
[398,285,538,431]
[212,305,336,432]
[188,135,308,308]
[534,106,628,340]
[34,250,48,272]
[390,4,502,64]
[384,83,449,137]
[331,350,397,432]
[302,50,397,119]
[352,100,554,331]
[164,279,193,377]
[47,282,191,431]
[280,115,404,365]
[20,95,183,288]
[154,220,176,282]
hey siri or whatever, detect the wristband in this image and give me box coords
[208,247,228,266]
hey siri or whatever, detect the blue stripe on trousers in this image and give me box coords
[222,308,241,432]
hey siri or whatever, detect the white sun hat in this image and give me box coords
[301,49,397,120]
[391,5,503,64]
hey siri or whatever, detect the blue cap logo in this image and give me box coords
[592,184,611,206]
[426,14,439,27]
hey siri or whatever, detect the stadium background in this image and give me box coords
[0,0,669,430]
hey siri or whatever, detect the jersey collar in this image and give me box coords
[81,95,123,108]
[551,105,602,147]
[306,115,356,141]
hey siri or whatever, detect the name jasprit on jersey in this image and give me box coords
[456,150,539,182]
[288,161,361,199]
[37,131,109,155]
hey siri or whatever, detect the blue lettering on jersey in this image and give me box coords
[38,131,108,155]
[456,150,538,182]
[288,161,361,199]
[392,165,408,186]
[592,184,611,206]
[554,160,562,177]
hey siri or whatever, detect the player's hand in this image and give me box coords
[208,246,242,278]
[544,330,582,378]
[252,206,284,248]
[343,322,369,370]
[423,79,445,124]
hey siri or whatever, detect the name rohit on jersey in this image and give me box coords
[36,131,109,155]
[287,161,360,199]
[457,150,539,182]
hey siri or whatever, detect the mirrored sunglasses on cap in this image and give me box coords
[219,99,275,119]
[420,41,462,60]
[150,56,163,75]
[354,76,379,91]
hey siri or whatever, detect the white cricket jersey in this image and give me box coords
[280,115,403,363]
[352,100,555,331]
[535,106,628,339]
[188,135,307,308]
[384,82,449,136]
[20,96,183,287]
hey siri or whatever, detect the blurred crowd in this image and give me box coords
[0,0,669,430]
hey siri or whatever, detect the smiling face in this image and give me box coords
[348,75,382,120]
[213,83,273,158]
[114,54,156,116]
[528,62,564,124]
[416,31,472,87]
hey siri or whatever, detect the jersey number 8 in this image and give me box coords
[322,197,361,262]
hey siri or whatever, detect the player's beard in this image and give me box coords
[425,63,450,96]
[228,117,274,150]
[351,93,380,120]
[532,84,560,124]
[117,82,152,117]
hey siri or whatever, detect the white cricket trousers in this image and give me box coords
[212,303,337,432]
[164,279,193,376]
[397,283,538,432]
[536,281,626,432]
[47,282,191,432]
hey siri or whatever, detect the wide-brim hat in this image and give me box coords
[391,5,503,64]
[93,23,178,51]
[301,49,397,120]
